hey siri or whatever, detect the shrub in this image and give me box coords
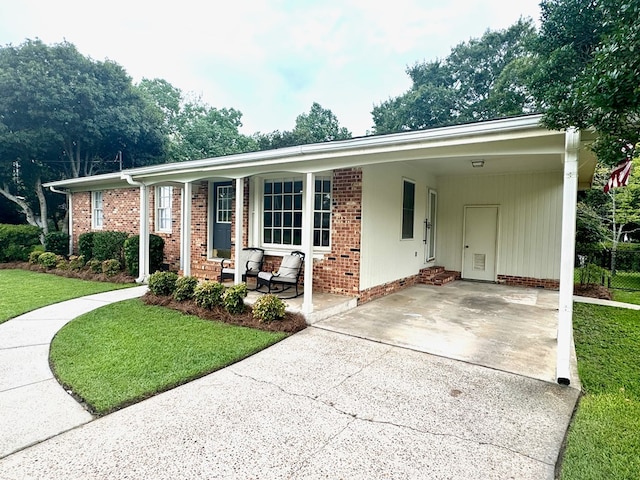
[148,271,178,296]
[252,294,286,322]
[44,231,69,256]
[92,231,129,262]
[193,281,226,309]
[68,255,86,271]
[38,252,59,269]
[223,283,248,314]
[102,259,121,277]
[0,224,42,262]
[78,232,94,260]
[87,259,103,273]
[123,234,165,277]
[174,276,199,302]
[29,250,43,264]
[56,259,70,270]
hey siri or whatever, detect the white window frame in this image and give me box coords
[259,174,332,250]
[91,191,104,230]
[216,185,233,224]
[155,186,173,233]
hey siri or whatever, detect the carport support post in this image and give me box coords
[302,172,314,314]
[138,184,150,283]
[557,128,580,385]
[234,177,244,284]
[181,182,192,276]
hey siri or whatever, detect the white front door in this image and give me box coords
[462,206,498,282]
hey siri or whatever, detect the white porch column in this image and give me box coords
[67,193,73,256]
[557,127,580,385]
[302,172,314,314]
[234,177,245,284]
[138,184,150,283]
[181,182,192,276]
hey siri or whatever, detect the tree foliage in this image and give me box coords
[253,102,351,150]
[138,78,257,161]
[530,0,640,165]
[0,39,166,232]
[372,18,539,134]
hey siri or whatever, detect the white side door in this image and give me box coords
[462,206,498,281]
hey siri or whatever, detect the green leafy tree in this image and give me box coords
[138,78,257,161]
[0,39,166,233]
[529,0,640,165]
[254,102,352,150]
[372,18,539,134]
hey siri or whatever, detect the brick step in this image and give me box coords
[420,266,445,279]
[423,270,458,286]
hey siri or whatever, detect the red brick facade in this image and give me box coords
[497,275,559,290]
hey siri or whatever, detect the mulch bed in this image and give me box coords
[0,261,137,284]
[141,292,308,334]
[573,283,613,300]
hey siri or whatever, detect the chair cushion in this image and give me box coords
[278,255,302,279]
[257,271,273,281]
[221,267,235,275]
[246,250,263,271]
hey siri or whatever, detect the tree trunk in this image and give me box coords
[35,177,49,236]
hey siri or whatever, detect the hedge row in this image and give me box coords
[0,224,41,262]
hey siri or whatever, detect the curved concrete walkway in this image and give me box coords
[0,285,147,458]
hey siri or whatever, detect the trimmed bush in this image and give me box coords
[56,259,70,270]
[44,231,70,256]
[78,232,94,260]
[252,294,286,322]
[68,255,86,271]
[123,234,165,277]
[38,252,59,269]
[148,271,178,296]
[174,276,199,302]
[102,259,122,277]
[92,231,129,262]
[223,283,248,314]
[193,281,225,310]
[87,259,103,273]
[29,250,43,264]
[0,224,42,262]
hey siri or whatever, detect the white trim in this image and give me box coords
[91,191,104,230]
[234,178,245,285]
[154,186,172,233]
[302,172,314,314]
[557,128,580,386]
[181,182,192,276]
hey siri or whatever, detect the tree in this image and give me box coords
[138,78,257,161]
[254,102,352,150]
[372,18,539,134]
[530,0,640,165]
[0,39,166,233]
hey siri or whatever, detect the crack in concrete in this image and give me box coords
[229,367,553,469]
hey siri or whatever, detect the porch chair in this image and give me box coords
[256,250,305,298]
[219,247,265,288]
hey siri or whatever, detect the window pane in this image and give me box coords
[294,194,302,210]
[264,229,272,243]
[314,212,321,229]
[402,180,415,239]
[273,230,281,243]
[284,181,293,193]
[274,212,282,227]
[314,193,321,210]
[284,212,292,227]
[322,212,330,229]
[315,179,321,191]
[313,230,320,247]
[264,182,272,194]
[294,181,303,193]
[294,212,302,228]
[284,195,292,210]
[283,229,292,244]
[322,230,330,247]
[293,229,302,245]
[274,195,282,210]
[323,180,331,193]
[264,196,272,210]
[263,212,272,227]
[274,182,282,194]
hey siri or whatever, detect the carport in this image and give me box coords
[314,281,579,385]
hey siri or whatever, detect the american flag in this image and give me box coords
[604,160,632,193]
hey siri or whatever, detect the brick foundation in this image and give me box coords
[497,275,559,290]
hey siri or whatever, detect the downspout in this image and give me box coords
[123,174,150,284]
[557,127,580,385]
[48,186,73,256]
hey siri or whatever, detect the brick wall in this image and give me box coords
[497,275,559,290]
[313,168,362,295]
[71,186,181,271]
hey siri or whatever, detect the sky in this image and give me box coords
[0,0,543,137]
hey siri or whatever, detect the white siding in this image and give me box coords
[437,171,563,280]
[360,164,437,290]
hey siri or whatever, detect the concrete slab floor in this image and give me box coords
[316,281,579,386]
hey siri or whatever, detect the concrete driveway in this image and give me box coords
[0,291,580,480]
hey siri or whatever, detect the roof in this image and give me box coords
[44,114,598,191]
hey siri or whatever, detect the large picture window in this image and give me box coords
[262,176,332,248]
[402,179,415,239]
[155,186,172,232]
[92,191,104,229]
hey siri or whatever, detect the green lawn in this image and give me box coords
[560,303,640,479]
[0,269,133,324]
[611,289,640,305]
[50,299,287,415]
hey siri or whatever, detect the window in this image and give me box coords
[92,191,103,229]
[216,185,233,223]
[262,176,332,248]
[402,180,415,239]
[427,189,437,260]
[314,177,332,247]
[155,186,172,232]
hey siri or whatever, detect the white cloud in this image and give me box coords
[0,0,542,137]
